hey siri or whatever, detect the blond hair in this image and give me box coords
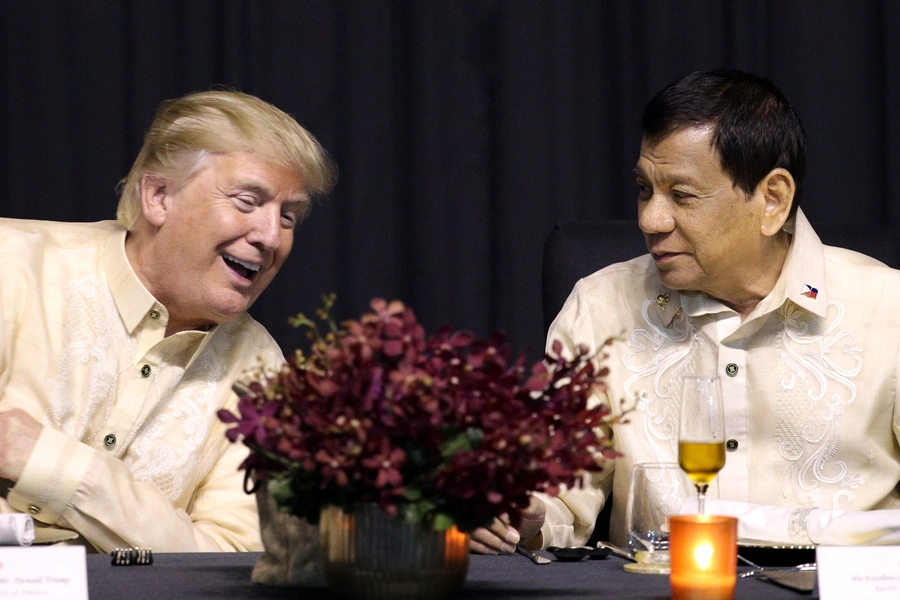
[117,90,337,229]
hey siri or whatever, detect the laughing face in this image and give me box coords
[130,152,307,334]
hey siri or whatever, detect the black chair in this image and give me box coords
[542,221,646,332]
[541,221,646,543]
[541,219,898,542]
[813,224,898,268]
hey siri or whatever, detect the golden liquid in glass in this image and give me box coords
[678,441,725,485]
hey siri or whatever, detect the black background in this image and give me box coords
[2,1,898,360]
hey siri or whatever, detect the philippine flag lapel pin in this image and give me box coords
[801,284,818,299]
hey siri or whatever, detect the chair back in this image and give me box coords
[542,221,646,331]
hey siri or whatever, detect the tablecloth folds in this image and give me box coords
[681,498,900,546]
[0,513,34,546]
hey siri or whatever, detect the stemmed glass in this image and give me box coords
[678,376,726,514]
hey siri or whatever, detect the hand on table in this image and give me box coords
[0,409,42,482]
[469,495,546,554]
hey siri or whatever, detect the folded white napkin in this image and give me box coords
[681,498,900,546]
[0,514,34,546]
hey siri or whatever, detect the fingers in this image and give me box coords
[468,518,521,555]
[516,496,547,543]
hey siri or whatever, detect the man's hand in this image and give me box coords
[469,495,546,554]
[0,409,42,482]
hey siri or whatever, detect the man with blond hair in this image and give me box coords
[0,90,336,552]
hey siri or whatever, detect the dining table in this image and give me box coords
[86,550,817,599]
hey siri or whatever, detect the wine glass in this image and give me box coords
[678,376,725,514]
[625,462,692,574]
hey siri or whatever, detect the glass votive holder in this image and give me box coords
[668,515,737,600]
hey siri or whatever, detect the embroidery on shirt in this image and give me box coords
[123,329,283,504]
[124,334,230,504]
[776,300,863,508]
[45,276,125,441]
[622,299,698,462]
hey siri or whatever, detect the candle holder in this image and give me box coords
[669,515,737,600]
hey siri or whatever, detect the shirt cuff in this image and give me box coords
[7,427,94,524]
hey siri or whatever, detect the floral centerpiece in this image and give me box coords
[218,295,617,597]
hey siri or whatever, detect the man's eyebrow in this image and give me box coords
[633,166,702,187]
[232,182,273,198]
[283,197,308,211]
[231,182,308,206]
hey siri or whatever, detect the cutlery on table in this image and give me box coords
[738,555,817,593]
[515,544,551,565]
[594,541,636,562]
[546,546,612,561]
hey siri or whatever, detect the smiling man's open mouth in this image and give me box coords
[222,254,261,281]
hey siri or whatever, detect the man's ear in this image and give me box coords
[139,174,171,227]
[757,168,795,237]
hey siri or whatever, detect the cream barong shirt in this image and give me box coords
[0,219,284,552]
[541,209,900,547]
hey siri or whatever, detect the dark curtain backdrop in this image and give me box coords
[2,0,899,359]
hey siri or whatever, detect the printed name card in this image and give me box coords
[0,546,88,599]
[817,545,900,599]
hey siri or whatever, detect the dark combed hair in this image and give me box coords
[642,69,806,213]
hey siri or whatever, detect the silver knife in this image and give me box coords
[761,570,816,593]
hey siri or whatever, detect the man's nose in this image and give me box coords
[638,195,675,234]
[248,205,282,251]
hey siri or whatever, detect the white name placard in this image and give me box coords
[0,546,88,599]
[817,545,900,599]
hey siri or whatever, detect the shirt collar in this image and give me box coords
[755,208,828,319]
[104,228,162,334]
[652,208,828,324]
[651,288,688,325]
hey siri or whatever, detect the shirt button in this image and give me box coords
[104,433,117,447]
[140,364,152,378]
[148,309,161,320]
[726,439,739,452]
[28,505,40,515]
[725,363,739,377]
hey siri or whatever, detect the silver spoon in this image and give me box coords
[515,544,551,565]
[594,540,636,562]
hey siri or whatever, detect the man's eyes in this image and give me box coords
[672,190,695,200]
[232,194,302,228]
[634,183,697,203]
[280,213,299,228]
[233,195,258,209]
[635,182,652,199]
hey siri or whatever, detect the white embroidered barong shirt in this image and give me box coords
[0,218,284,552]
[541,209,900,547]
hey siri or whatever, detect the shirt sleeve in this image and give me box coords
[8,419,261,552]
[536,470,613,548]
[537,279,616,547]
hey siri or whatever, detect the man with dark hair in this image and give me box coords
[472,69,900,552]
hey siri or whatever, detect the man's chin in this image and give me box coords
[207,294,257,324]
[655,270,697,292]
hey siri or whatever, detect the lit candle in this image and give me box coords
[669,515,737,600]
